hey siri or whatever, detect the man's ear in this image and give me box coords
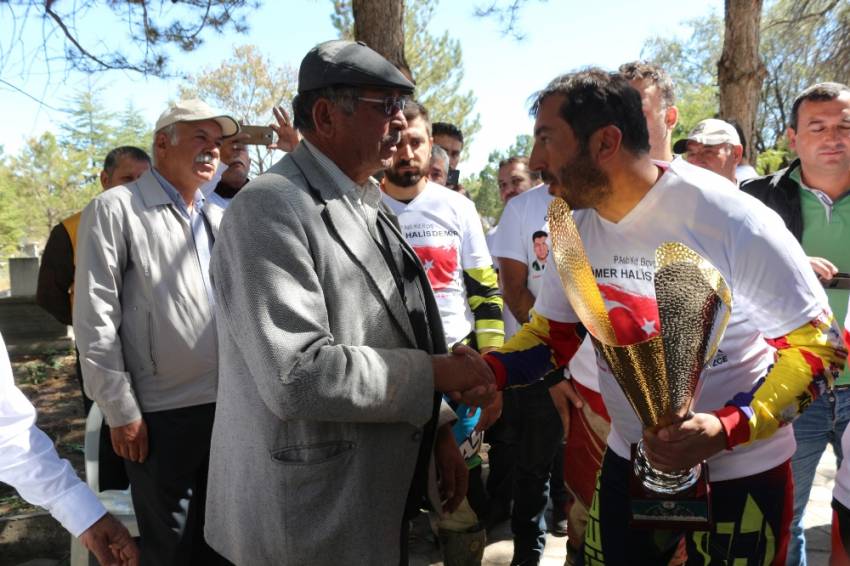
[665,105,679,130]
[732,144,744,164]
[594,125,623,164]
[154,131,168,152]
[787,127,798,152]
[312,99,336,139]
[99,170,109,191]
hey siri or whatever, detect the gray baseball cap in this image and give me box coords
[298,40,415,94]
[673,119,741,154]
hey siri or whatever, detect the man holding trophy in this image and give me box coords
[482,68,847,564]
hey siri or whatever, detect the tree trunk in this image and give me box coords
[352,0,412,81]
[718,0,766,163]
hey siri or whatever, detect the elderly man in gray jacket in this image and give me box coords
[204,40,496,565]
[74,99,238,564]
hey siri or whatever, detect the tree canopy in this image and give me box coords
[179,44,297,173]
[0,88,151,255]
[641,0,849,171]
[0,1,254,78]
[332,0,481,152]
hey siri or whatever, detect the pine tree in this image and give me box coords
[331,0,481,152]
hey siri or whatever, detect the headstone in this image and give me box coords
[9,257,39,297]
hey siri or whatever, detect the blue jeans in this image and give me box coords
[788,388,850,565]
[500,380,565,566]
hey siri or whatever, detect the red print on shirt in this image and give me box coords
[598,283,660,345]
[413,245,458,290]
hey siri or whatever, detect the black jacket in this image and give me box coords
[740,159,804,242]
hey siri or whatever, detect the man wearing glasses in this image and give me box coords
[204,40,497,565]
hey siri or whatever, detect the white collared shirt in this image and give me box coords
[0,332,106,536]
[302,139,383,238]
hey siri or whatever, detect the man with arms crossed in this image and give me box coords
[483,68,845,564]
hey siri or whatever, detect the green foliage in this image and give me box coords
[759,0,850,147]
[0,86,151,255]
[670,84,720,149]
[180,44,298,173]
[331,1,356,39]
[60,89,117,170]
[467,134,533,225]
[640,1,848,166]
[0,162,25,256]
[756,136,793,175]
[403,0,480,150]
[331,0,481,152]
[4,132,99,244]
[112,102,154,151]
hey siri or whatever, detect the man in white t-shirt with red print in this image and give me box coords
[494,175,609,565]
[381,100,504,563]
[482,68,846,565]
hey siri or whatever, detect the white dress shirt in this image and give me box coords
[0,332,105,536]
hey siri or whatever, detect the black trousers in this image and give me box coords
[124,403,230,566]
[74,347,129,491]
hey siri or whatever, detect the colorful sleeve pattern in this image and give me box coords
[463,265,505,350]
[715,309,847,449]
[483,309,582,389]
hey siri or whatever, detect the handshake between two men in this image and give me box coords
[432,343,499,409]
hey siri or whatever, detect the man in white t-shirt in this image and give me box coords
[382,101,504,563]
[483,68,846,564]
[487,164,577,563]
[492,176,604,563]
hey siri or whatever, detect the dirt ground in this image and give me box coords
[1,349,85,517]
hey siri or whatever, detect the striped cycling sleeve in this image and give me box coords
[483,309,582,390]
[463,265,505,350]
[715,309,847,449]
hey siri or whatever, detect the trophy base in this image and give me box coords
[628,444,713,531]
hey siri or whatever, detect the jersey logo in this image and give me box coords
[413,245,458,290]
[598,283,660,344]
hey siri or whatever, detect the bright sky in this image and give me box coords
[0,0,722,174]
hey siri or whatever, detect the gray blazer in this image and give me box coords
[205,144,448,565]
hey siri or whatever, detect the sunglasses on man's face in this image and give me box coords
[356,96,408,116]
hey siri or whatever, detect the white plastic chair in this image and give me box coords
[70,403,139,565]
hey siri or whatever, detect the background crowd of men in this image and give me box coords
[0,36,848,566]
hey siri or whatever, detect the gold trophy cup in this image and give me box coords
[548,198,731,529]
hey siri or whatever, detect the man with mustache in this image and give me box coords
[482,69,845,564]
[74,98,239,564]
[204,40,496,565]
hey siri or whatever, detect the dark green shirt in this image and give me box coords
[792,168,850,385]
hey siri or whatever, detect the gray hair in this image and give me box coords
[431,145,449,168]
[151,124,179,166]
[292,86,359,131]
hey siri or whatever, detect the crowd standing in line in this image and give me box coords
[0,35,848,566]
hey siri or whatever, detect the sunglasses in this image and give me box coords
[356,95,408,116]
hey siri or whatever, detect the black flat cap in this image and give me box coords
[298,40,415,94]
